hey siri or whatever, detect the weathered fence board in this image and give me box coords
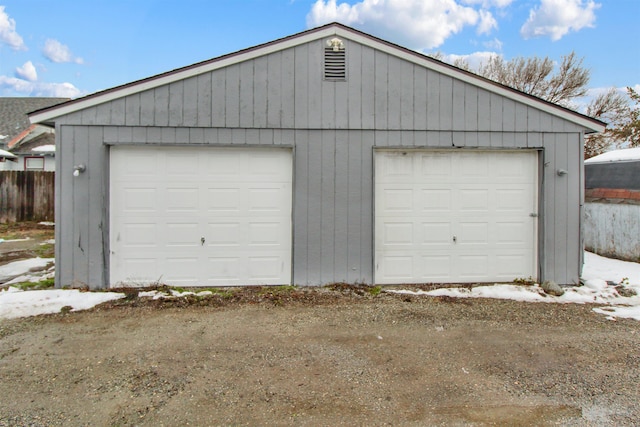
[0,171,55,223]
[584,202,640,262]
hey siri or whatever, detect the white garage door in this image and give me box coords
[375,150,538,284]
[110,146,292,287]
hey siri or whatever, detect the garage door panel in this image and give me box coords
[381,188,414,212]
[382,222,414,245]
[111,146,292,287]
[458,189,489,211]
[165,223,200,247]
[378,255,414,281]
[376,150,537,284]
[422,222,451,245]
[206,188,241,211]
[122,188,157,212]
[421,189,452,211]
[458,222,489,245]
[496,221,528,245]
[421,255,452,280]
[166,187,199,212]
[457,255,489,278]
[121,223,158,247]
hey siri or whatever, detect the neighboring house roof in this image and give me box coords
[10,131,56,155]
[585,147,640,164]
[585,147,640,190]
[29,23,605,133]
[0,148,16,159]
[0,97,68,145]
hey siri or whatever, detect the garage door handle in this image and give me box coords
[453,236,457,243]
[201,237,205,246]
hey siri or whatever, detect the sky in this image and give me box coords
[0,0,638,112]
[2,251,640,320]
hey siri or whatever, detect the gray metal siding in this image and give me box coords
[52,36,588,288]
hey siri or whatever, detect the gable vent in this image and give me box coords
[324,38,346,81]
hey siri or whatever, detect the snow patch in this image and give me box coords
[0,257,54,283]
[0,287,125,319]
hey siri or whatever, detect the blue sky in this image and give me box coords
[0,0,638,111]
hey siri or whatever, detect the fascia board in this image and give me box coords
[339,29,605,133]
[30,26,341,124]
[30,25,605,133]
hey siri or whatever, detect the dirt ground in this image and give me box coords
[1,286,639,426]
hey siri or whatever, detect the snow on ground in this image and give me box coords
[0,287,124,320]
[1,252,639,320]
[0,258,54,283]
[390,252,640,321]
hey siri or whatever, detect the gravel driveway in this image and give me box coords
[0,287,638,426]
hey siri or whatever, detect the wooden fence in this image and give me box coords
[0,171,55,223]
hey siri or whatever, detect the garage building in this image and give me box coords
[29,23,604,289]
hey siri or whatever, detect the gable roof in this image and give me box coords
[0,98,68,144]
[29,23,605,133]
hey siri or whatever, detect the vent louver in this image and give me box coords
[324,39,346,81]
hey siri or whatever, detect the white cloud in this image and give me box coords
[307,0,492,50]
[0,75,82,98]
[483,37,503,50]
[42,39,84,64]
[520,0,600,41]
[0,6,26,50]
[15,61,37,82]
[477,9,497,34]
[461,0,513,7]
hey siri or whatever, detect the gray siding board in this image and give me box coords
[125,93,140,126]
[374,51,388,129]
[72,126,90,286]
[387,56,402,129]
[239,60,254,128]
[87,126,106,287]
[281,49,296,129]
[477,89,491,131]
[464,84,478,130]
[360,46,375,129]
[321,133,336,281]
[503,98,516,132]
[110,98,126,126]
[490,92,502,132]
[305,132,323,284]
[267,52,283,128]
[293,132,308,284]
[452,79,465,130]
[211,71,226,127]
[347,131,363,282]
[183,76,198,127]
[196,73,212,127]
[334,132,349,281]
[400,61,415,130]
[155,85,169,126]
[253,56,268,128]
[225,65,240,127]
[426,70,439,127]
[360,133,374,284]
[566,134,581,284]
[348,42,362,129]
[168,81,184,126]
[413,66,427,129]
[293,45,308,129]
[307,42,322,129]
[140,90,155,126]
[439,75,453,130]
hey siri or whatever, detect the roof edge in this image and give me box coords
[29,22,605,133]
